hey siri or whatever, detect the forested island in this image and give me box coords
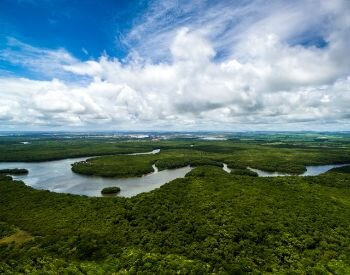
[0,168,28,175]
[101,186,121,195]
[1,132,350,273]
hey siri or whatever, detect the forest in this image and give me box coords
[1,133,350,274]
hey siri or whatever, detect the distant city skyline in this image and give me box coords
[1,0,350,131]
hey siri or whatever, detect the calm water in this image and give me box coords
[1,150,347,197]
[247,164,350,177]
[222,163,231,173]
[0,149,192,197]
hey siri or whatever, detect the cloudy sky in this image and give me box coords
[0,0,350,131]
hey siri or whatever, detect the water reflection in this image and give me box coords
[247,164,349,177]
[1,151,347,197]
[0,149,192,197]
[222,163,232,173]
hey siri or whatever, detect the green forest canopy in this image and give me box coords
[1,136,350,273]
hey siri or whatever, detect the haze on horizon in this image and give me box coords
[0,0,350,131]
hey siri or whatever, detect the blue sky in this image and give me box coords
[0,0,350,131]
[0,0,148,78]
[0,0,145,58]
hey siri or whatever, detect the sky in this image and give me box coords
[0,0,350,131]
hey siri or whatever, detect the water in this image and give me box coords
[0,149,192,197]
[200,136,227,140]
[1,150,347,197]
[222,163,231,173]
[128,149,160,155]
[247,164,350,177]
[247,167,289,177]
[302,164,350,176]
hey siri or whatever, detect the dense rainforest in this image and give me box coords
[1,133,350,274]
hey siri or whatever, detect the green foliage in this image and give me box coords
[72,144,350,178]
[0,174,12,181]
[0,222,15,239]
[72,155,155,177]
[328,165,350,174]
[221,145,350,174]
[2,136,350,273]
[1,136,350,175]
[0,168,28,175]
[230,168,258,177]
[0,139,159,162]
[1,164,350,273]
[155,156,222,170]
[71,149,223,177]
[101,187,121,195]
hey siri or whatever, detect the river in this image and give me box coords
[0,149,192,197]
[247,164,349,177]
[1,152,347,196]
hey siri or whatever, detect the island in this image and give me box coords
[101,186,121,195]
[0,168,28,175]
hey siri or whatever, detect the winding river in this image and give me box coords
[247,164,349,177]
[1,150,347,197]
[0,149,191,197]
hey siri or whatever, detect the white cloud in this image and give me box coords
[0,38,78,78]
[0,0,350,130]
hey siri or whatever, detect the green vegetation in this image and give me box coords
[0,222,15,239]
[71,145,350,177]
[0,168,28,175]
[155,156,222,170]
[0,228,33,246]
[71,150,224,177]
[2,133,350,174]
[0,139,159,162]
[230,167,258,177]
[1,133,350,273]
[72,155,156,177]
[101,186,121,195]
[328,165,350,174]
[1,166,350,273]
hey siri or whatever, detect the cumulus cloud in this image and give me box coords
[0,0,350,130]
